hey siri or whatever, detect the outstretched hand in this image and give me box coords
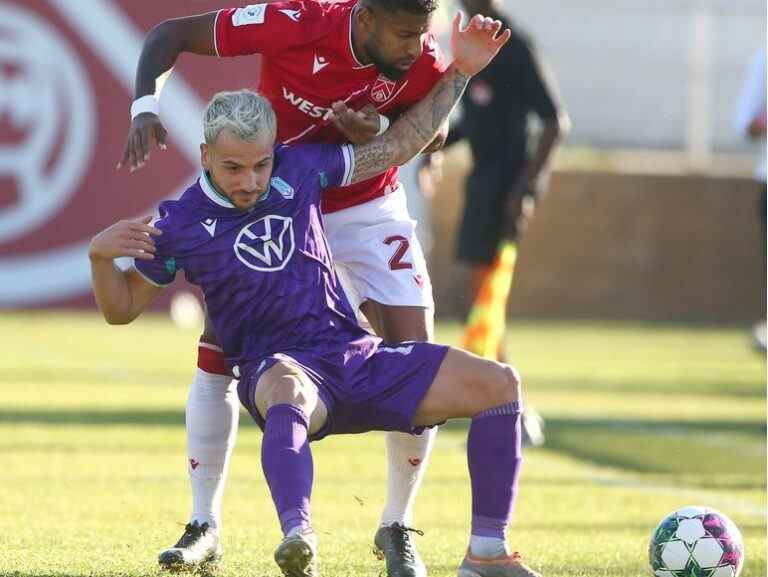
[450,11,511,77]
[89,216,162,261]
[117,113,168,172]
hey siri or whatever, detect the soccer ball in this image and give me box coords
[648,506,745,577]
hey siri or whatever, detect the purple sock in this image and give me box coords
[467,401,523,539]
[261,404,313,536]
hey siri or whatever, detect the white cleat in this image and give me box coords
[158,521,222,571]
[274,528,318,577]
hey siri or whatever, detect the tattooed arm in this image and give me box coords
[346,12,511,185]
[348,67,469,184]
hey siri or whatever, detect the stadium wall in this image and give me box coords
[505,0,766,153]
[431,148,765,323]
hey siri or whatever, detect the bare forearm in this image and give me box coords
[524,122,560,182]
[135,22,182,98]
[521,113,568,184]
[90,259,138,324]
[135,14,217,99]
[351,65,469,183]
[748,116,767,139]
[421,120,450,154]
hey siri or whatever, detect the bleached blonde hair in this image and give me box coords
[203,89,277,144]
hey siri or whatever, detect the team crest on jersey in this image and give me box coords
[371,76,397,104]
[270,177,294,199]
[234,215,295,271]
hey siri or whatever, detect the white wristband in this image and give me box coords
[130,95,160,120]
[376,114,390,136]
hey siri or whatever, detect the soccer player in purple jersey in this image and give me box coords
[90,14,540,577]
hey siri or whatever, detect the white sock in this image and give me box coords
[186,368,239,533]
[379,427,437,527]
[469,535,509,559]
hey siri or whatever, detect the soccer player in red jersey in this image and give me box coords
[120,1,452,575]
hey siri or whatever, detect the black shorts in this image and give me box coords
[455,163,528,264]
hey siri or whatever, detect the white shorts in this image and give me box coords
[324,185,435,313]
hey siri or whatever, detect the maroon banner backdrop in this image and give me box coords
[1,1,263,308]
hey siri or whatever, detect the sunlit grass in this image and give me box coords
[1,312,764,576]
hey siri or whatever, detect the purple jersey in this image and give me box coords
[135,142,371,373]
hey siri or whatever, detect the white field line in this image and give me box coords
[593,476,766,518]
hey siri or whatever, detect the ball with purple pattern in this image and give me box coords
[648,506,745,577]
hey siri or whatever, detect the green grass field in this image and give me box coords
[2,312,765,577]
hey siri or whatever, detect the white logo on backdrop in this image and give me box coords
[0,4,94,243]
[0,0,206,306]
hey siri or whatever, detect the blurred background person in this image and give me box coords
[445,0,568,359]
[432,0,569,443]
[735,47,767,352]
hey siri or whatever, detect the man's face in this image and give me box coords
[362,7,433,81]
[201,129,275,211]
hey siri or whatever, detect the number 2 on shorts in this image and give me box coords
[384,235,413,271]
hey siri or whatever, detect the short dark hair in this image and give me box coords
[363,0,438,16]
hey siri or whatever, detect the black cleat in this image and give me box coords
[373,523,427,577]
[274,528,318,577]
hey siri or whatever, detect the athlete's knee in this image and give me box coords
[267,375,315,409]
[254,371,317,416]
[501,363,522,402]
[484,362,521,408]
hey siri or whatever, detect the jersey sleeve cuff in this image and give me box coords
[213,9,222,57]
[132,260,173,288]
[340,144,354,187]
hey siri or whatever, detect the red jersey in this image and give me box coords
[215,0,447,213]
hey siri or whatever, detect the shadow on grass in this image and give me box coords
[427,562,622,577]
[1,574,159,577]
[0,565,253,577]
[4,371,763,398]
[542,417,765,435]
[528,376,766,398]
[440,416,765,435]
[0,571,242,577]
[514,519,768,532]
[0,367,188,386]
[538,417,766,480]
[442,417,766,483]
[0,408,184,427]
[4,411,766,488]
[521,474,764,491]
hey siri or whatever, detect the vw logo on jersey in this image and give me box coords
[234,215,295,271]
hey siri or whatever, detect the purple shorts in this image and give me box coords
[237,339,449,441]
